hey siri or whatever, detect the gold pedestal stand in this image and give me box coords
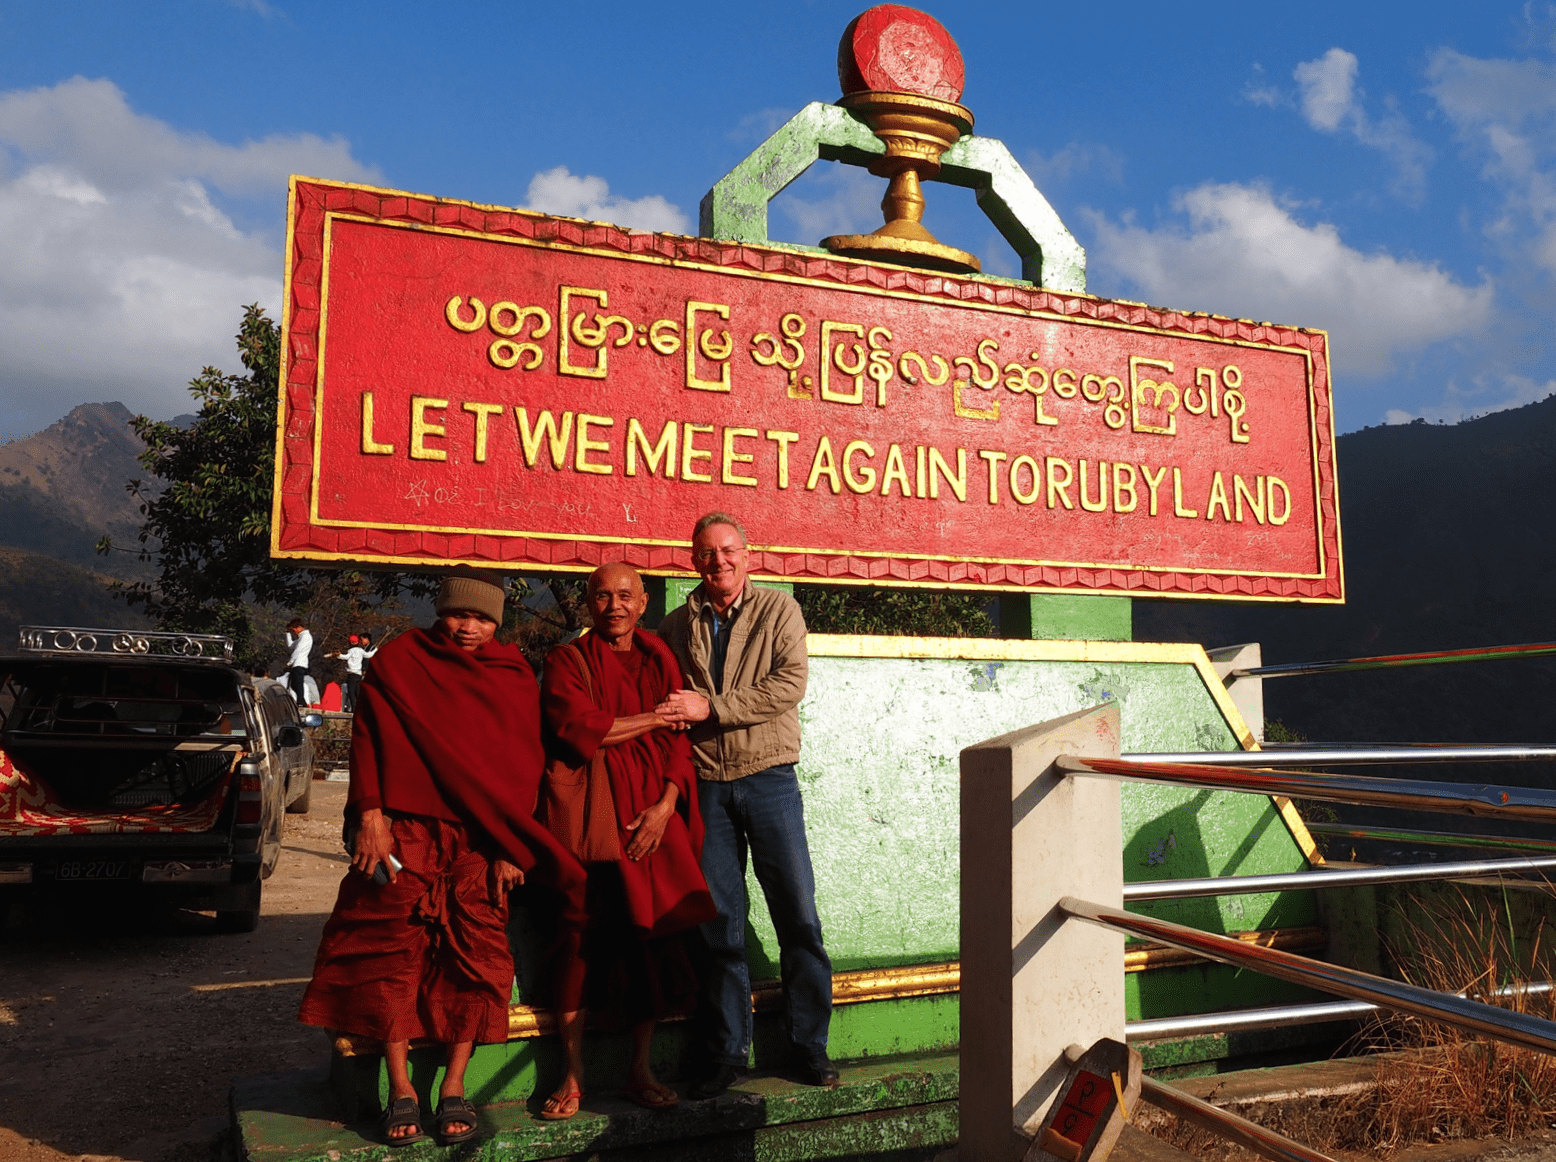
[822,90,980,275]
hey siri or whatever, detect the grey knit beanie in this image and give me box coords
[435,567,506,624]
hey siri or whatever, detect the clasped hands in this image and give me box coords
[653,688,710,730]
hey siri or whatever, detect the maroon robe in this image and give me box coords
[299,628,584,1044]
[541,629,715,938]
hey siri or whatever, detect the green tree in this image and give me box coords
[99,304,428,667]
[796,585,996,637]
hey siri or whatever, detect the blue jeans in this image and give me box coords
[697,764,833,1067]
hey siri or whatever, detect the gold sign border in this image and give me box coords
[274,177,1343,601]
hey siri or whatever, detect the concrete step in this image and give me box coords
[235,1052,959,1161]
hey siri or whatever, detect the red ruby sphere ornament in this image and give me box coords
[838,5,965,102]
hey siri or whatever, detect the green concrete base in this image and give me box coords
[237,1052,958,1162]
[329,995,960,1119]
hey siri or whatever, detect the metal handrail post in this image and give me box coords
[1138,1075,1340,1162]
[1231,640,1556,680]
[1126,744,1556,766]
[1057,756,1556,823]
[1059,896,1556,1055]
[1304,824,1556,856]
[1126,983,1555,1042]
[1124,855,1556,901]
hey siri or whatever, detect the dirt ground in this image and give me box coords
[0,780,351,1162]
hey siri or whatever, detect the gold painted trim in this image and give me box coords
[804,634,1323,859]
[263,544,1345,604]
[1275,797,1324,867]
[292,204,1333,590]
[312,212,335,537]
[269,175,301,561]
[331,961,964,1054]
[1124,926,1327,972]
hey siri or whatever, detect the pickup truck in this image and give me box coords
[0,627,319,932]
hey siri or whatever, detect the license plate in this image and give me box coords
[54,860,132,881]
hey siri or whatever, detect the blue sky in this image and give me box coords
[2,0,1554,434]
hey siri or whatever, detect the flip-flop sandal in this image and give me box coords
[538,1090,583,1121]
[433,1094,481,1145]
[621,1082,680,1111]
[379,1095,427,1146]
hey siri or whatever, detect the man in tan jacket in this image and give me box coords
[657,512,837,1097]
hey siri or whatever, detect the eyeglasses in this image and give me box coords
[692,547,747,563]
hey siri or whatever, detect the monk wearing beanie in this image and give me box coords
[299,567,583,1147]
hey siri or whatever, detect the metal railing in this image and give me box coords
[1231,639,1556,679]
[1126,982,1555,1042]
[1057,755,1556,822]
[1124,854,1556,901]
[1305,823,1556,855]
[1126,743,1556,765]
[1061,896,1556,1054]
[1087,644,1556,1161]
[1137,1074,1339,1162]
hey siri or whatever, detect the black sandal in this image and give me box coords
[434,1094,481,1145]
[379,1095,426,1146]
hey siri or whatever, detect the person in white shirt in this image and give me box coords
[285,618,314,707]
[329,633,379,713]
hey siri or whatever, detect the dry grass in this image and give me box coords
[1139,882,1556,1159]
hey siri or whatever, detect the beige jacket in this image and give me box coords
[658,581,808,782]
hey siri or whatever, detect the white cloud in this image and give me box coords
[727,107,794,144]
[1383,373,1556,425]
[1295,48,1358,132]
[1289,48,1430,200]
[769,164,881,244]
[0,77,369,200]
[523,167,689,233]
[1427,50,1556,128]
[1427,49,1556,272]
[1085,183,1492,379]
[0,77,379,429]
[1024,142,1124,187]
[1242,64,1285,110]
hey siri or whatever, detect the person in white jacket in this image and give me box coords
[329,634,379,713]
[285,619,313,707]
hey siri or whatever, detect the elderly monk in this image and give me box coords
[299,568,583,1147]
[536,563,715,1120]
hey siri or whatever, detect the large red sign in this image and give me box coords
[272,178,1341,601]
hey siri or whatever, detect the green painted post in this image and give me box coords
[648,575,793,626]
[700,101,1085,293]
[702,101,1116,642]
[999,594,1132,642]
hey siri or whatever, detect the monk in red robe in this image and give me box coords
[299,569,583,1147]
[537,562,716,1119]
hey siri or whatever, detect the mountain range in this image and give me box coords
[1136,395,1556,757]
[0,401,155,640]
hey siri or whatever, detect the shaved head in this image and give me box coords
[586,563,649,649]
[587,562,644,597]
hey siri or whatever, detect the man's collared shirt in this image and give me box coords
[705,596,742,694]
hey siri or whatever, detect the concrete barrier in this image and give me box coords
[960,703,1124,1162]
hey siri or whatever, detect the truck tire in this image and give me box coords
[215,880,261,934]
[286,773,313,815]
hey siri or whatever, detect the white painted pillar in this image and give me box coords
[959,703,1125,1162]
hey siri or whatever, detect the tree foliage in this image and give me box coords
[795,585,996,637]
[100,304,429,666]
